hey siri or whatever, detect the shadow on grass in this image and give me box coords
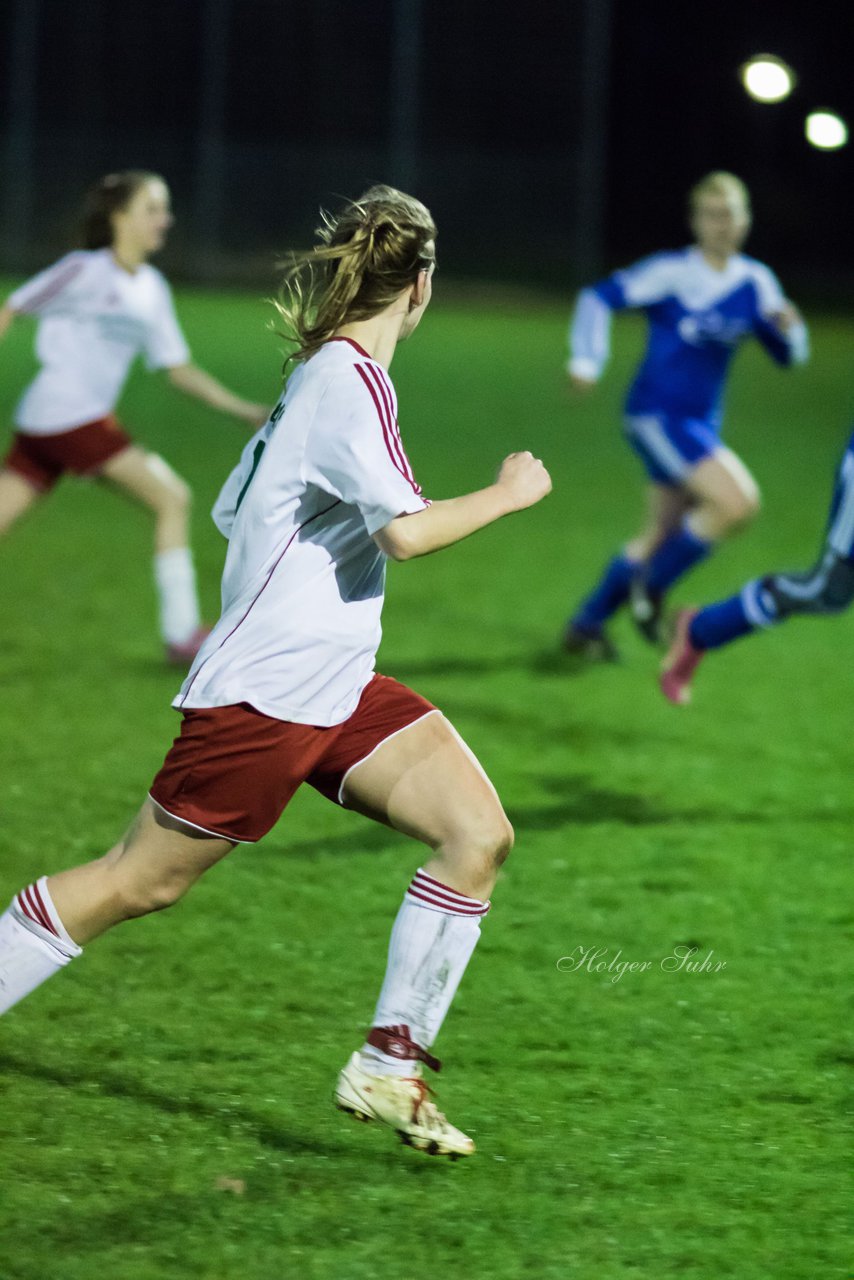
[256,781,850,860]
[257,782,686,859]
[383,653,525,680]
[517,773,854,830]
[528,647,624,678]
[385,644,617,682]
[519,773,709,827]
[0,1050,341,1159]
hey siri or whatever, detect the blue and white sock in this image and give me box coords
[645,523,712,595]
[572,553,638,632]
[690,579,779,650]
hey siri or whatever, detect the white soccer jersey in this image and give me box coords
[8,248,191,433]
[175,337,430,726]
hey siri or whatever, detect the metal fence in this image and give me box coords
[1,0,609,289]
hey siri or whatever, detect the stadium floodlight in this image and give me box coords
[740,54,795,104]
[805,111,849,150]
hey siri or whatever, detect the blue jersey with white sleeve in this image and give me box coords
[569,247,808,427]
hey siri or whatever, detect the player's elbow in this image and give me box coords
[374,521,418,562]
[167,363,193,389]
[385,539,414,563]
[0,304,18,335]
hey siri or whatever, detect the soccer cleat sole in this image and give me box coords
[336,1101,374,1124]
[399,1132,463,1159]
[336,1099,473,1159]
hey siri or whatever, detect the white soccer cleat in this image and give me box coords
[334,1052,475,1159]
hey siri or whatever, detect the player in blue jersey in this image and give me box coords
[660,427,854,704]
[563,172,809,659]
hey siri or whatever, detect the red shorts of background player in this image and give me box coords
[3,416,133,491]
[148,673,439,843]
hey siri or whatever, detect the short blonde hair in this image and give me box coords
[689,171,751,215]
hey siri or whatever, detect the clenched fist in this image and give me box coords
[496,451,552,512]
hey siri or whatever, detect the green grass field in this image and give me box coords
[0,281,852,1280]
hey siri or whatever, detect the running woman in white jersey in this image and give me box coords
[0,170,267,663]
[0,186,552,1158]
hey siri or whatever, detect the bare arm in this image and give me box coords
[0,305,17,343]
[373,451,552,562]
[167,363,268,426]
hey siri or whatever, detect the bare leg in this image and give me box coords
[630,449,761,643]
[47,799,234,944]
[0,468,42,536]
[625,482,692,561]
[97,445,192,552]
[334,711,512,1139]
[684,446,761,541]
[342,712,513,901]
[0,799,234,1015]
[97,446,201,644]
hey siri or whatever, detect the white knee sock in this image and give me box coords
[359,868,490,1077]
[0,878,82,1014]
[154,547,201,645]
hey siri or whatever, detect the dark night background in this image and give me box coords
[1,0,852,294]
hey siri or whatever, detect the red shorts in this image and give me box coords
[148,673,438,843]
[4,416,132,491]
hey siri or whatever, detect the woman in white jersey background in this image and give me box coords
[0,170,268,663]
[0,186,552,1158]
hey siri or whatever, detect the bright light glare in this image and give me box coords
[740,55,795,103]
[805,111,848,150]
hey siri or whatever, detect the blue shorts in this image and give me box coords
[624,413,720,486]
[825,430,854,561]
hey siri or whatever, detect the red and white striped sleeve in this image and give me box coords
[7,252,89,316]
[304,362,430,535]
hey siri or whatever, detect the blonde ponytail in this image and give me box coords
[275,185,436,367]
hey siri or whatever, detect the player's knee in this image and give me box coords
[744,484,761,522]
[471,812,515,874]
[114,869,191,919]
[733,484,761,525]
[164,476,192,517]
[717,486,760,531]
[486,814,514,865]
[494,815,515,866]
[441,811,514,887]
[625,534,653,561]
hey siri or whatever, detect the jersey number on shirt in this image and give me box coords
[234,397,285,512]
[235,439,267,513]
